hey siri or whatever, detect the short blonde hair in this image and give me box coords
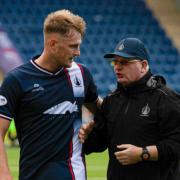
[44,9,86,37]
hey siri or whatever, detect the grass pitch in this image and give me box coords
[7,147,108,180]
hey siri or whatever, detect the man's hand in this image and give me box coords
[114,144,142,165]
[78,120,95,143]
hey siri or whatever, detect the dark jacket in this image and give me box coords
[84,72,180,180]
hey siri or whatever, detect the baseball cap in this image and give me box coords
[104,38,150,61]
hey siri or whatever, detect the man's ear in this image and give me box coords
[141,60,148,73]
[49,39,57,48]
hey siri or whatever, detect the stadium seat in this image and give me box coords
[0,0,180,95]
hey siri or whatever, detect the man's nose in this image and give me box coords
[114,63,123,70]
[74,48,80,56]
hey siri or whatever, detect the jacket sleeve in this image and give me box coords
[156,89,180,162]
[83,97,108,154]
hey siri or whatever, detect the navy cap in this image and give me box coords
[104,38,150,61]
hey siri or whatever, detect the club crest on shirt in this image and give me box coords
[73,76,82,87]
[140,104,150,117]
[0,95,7,106]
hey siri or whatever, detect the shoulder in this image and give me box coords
[3,61,31,85]
[151,83,180,111]
[154,86,180,117]
[7,61,31,76]
[157,86,180,101]
[146,75,176,98]
[101,92,118,107]
[146,74,180,103]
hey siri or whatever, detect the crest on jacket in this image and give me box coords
[140,104,150,117]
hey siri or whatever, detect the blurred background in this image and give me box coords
[0,0,180,97]
[0,0,180,179]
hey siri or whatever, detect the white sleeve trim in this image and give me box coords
[0,114,12,121]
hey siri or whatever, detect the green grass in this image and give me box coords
[86,151,108,180]
[6,147,19,180]
[7,147,108,180]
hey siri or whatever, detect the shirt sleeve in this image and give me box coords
[156,90,180,162]
[82,65,98,103]
[0,72,22,120]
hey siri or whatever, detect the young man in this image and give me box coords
[79,38,180,180]
[0,10,101,180]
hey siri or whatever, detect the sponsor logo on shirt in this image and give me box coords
[0,95,7,106]
[32,83,44,92]
[140,104,150,117]
[43,101,78,114]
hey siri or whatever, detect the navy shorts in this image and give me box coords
[34,161,74,180]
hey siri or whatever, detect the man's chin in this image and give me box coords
[65,62,73,68]
[117,78,123,83]
[117,79,128,85]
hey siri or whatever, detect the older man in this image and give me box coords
[79,38,180,180]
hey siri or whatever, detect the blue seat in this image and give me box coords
[0,0,180,96]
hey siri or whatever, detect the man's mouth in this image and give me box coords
[116,73,123,78]
[69,58,74,62]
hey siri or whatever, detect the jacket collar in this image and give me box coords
[116,71,166,94]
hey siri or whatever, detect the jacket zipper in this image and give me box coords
[124,98,130,115]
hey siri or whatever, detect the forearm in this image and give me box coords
[146,145,158,161]
[131,145,158,162]
[0,118,12,178]
[84,97,103,114]
[115,144,158,165]
[0,136,11,175]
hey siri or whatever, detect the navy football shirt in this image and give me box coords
[0,58,98,180]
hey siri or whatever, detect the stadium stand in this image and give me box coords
[0,0,180,96]
[0,24,23,77]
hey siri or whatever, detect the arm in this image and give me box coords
[80,97,103,142]
[114,144,158,165]
[0,117,13,180]
[84,96,103,114]
[155,91,180,162]
[82,65,102,114]
[79,106,107,152]
[0,73,21,179]
[78,120,95,143]
[83,120,108,154]
[83,99,108,154]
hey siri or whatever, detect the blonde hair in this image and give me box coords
[44,9,86,37]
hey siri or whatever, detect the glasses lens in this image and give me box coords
[111,60,129,66]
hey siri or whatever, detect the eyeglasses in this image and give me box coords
[111,59,141,66]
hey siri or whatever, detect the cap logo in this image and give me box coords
[118,44,124,51]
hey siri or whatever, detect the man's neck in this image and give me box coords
[34,53,62,73]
